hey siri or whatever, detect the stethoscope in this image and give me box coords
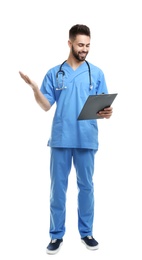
[56,60,93,90]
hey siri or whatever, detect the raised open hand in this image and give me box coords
[19,71,38,90]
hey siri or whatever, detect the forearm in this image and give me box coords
[33,87,51,111]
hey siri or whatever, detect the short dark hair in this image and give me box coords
[69,24,91,40]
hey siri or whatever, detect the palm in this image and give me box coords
[19,71,38,89]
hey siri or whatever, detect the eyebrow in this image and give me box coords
[78,42,90,46]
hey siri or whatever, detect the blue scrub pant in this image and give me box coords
[49,148,97,239]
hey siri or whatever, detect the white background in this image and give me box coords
[0,0,142,259]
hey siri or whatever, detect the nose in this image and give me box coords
[82,45,89,53]
[83,46,87,52]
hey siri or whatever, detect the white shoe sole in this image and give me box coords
[81,240,99,250]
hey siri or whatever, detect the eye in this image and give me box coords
[78,43,84,47]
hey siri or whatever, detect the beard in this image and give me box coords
[72,46,88,61]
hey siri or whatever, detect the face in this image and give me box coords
[69,34,90,61]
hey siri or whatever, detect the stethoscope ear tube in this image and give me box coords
[56,69,65,78]
[85,60,92,89]
[56,60,92,90]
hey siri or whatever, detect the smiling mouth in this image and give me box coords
[80,52,87,56]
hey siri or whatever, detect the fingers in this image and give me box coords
[19,71,31,84]
[19,71,26,78]
[97,106,113,119]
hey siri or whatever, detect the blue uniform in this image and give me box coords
[40,61,108,238]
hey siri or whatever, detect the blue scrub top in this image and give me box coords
[40,61,108,149]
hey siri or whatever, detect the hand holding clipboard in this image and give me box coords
[77,93,118,120]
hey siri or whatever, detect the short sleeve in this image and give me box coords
[96,70,108,94]
[40,71,55,106]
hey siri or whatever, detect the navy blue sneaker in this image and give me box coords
[81,236,99,250]
[46,238,63,254]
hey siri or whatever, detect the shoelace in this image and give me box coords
[51,239,57,243]
[87,236,93,239]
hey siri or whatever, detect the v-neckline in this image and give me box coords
[65,61,86,72]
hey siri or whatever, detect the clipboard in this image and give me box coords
[77,93,118,120]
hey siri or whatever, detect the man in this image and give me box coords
[19,24,113,254]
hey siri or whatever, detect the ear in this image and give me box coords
[68,40,72,48]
